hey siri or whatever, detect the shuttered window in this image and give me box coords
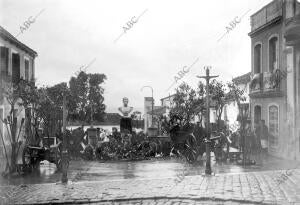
[31,59,34,82]
[12,53,20,84]
[0,47,9,76]
[25,59,29,81]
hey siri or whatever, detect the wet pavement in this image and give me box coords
[1,155,299,186]
[1,168,300,205]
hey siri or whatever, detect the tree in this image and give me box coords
[0,80,27,174]
[169,83,201,130]
[69,71,106,123]
[196,81,206,127]
[209,80,229,131]
[227,81,248,162]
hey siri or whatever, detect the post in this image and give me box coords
[197,67,218,175]
[61,94,68,183]
[151,89,154,127]
[205,69,211,174]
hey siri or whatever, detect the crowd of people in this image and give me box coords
[230,119,270,165]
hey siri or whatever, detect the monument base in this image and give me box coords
[120,118,132,133]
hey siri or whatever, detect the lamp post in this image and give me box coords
[141,85,154,127]
[197,66,218,175]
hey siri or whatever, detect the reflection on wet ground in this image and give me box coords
[0,155,298,186]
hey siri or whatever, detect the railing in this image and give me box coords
[250,70,284,96]
[250,73,263,93]
[251,0,282,31]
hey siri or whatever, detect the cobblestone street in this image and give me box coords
[1,168,299,205]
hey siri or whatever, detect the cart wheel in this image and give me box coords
[185,134,197,149]
[22,147,33,172]
[185,134,198,163]
[185,147,197,163]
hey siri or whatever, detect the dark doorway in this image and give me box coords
[12,53,20,84]
[254,105,261,125]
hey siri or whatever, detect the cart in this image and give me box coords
[22,136,62,172]
[170,126,198,163]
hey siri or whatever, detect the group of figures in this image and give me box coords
[63,97,271,165]
[240,119,269,165]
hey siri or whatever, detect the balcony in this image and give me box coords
[250,73,263,93]
[249,71,284,98]
[285,14,300,46]
[250,0,282,32]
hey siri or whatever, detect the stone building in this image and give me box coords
[249,0,300,160]
[0,25,37,171]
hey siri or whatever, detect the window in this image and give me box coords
[254,44,262,74]
[269,105,279,147]
[0,47,9,75]
[12,53,20,84]
[25,59,29,81]
[31,59,35,82]
[254,105,261,124]
[269,36,278,72]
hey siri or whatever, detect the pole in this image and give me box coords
[151,89,154,127]
[61,94,68,183]
[205,69,211,175]
[197,67,218,175]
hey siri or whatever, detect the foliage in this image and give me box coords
[168,83,202,131]
[227,81,249,162]
[69,71,107,123]
[93,132,158,160]
[0,81,26,174]
[209,80,229,130]
[227,81,247,123]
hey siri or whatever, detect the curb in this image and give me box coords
[12,196,276,205]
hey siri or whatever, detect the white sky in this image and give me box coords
[1,0,271,113]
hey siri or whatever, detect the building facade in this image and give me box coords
[0,26,37,171]
[249,0,300,160]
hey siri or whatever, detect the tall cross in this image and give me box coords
[197,66,218,175]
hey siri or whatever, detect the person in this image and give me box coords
[254,121,264,165]
[112,127,121,142]
[259,120,269,158]
[244,120,256,164]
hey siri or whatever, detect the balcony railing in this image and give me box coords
[250,73,263,93]
[250,70,284,98]
[251,0,282,32]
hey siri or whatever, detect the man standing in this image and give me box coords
[254,120,269,165]
[259,120,269,157]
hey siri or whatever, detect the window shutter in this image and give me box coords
[12,53,20,84]
[0,47,9,75]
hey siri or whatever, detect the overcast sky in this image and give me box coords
[1,0,271,113]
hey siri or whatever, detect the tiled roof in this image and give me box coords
[232,72,251,85]
[0,25,37,57]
